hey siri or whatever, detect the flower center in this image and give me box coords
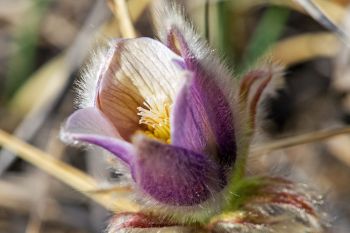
[137,97,171,143]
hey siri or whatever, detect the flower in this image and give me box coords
[60,2,324,231]
[60,1,328,232]
[61,3,241,219]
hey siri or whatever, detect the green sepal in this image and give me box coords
[224,176,267,212]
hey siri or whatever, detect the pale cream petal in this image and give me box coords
[113,38,185,102]
[96,38,186,140]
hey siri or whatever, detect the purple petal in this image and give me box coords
[131,135,224,206]
[169,28,237,168]
[61,107,134,165]
[155,4,238,166]
[171,78,216,155]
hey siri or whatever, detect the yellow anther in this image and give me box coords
[137,98,171,143]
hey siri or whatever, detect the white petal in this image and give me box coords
[93,38,186,140]
[111,38,185,101]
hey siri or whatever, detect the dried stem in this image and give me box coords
[87,185,133,194]
[108,0,136,38]
[0,129,139,212]
[128,0,152,22]
[251,127,350,155]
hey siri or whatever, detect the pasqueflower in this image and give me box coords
[61,1,325,232]
[61,5,238,218]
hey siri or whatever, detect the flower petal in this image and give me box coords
[61,107,134,165]
[155,4,239,168]
[168,28,237,168]
[131,135,224,206]
[171,77,216,155]
[95,38,186,140]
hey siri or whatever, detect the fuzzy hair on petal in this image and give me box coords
[152,0,237,90]
[125,136,228,224]
[75,39,118,108]
[152,0,245,160]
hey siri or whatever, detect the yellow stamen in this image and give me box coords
[137,97,171,143]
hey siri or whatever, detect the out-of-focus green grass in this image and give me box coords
[216,2,290,75]
[217,1,235,66]
[242,6,290,72]
[5,0,51,101]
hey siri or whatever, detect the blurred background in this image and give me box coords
[1,0,350,232]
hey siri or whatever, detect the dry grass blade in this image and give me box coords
[86,185,133,194]
[0,129,139,213]
[108,0,136,38]
[251,127,350,155]
[270,33,340,66]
